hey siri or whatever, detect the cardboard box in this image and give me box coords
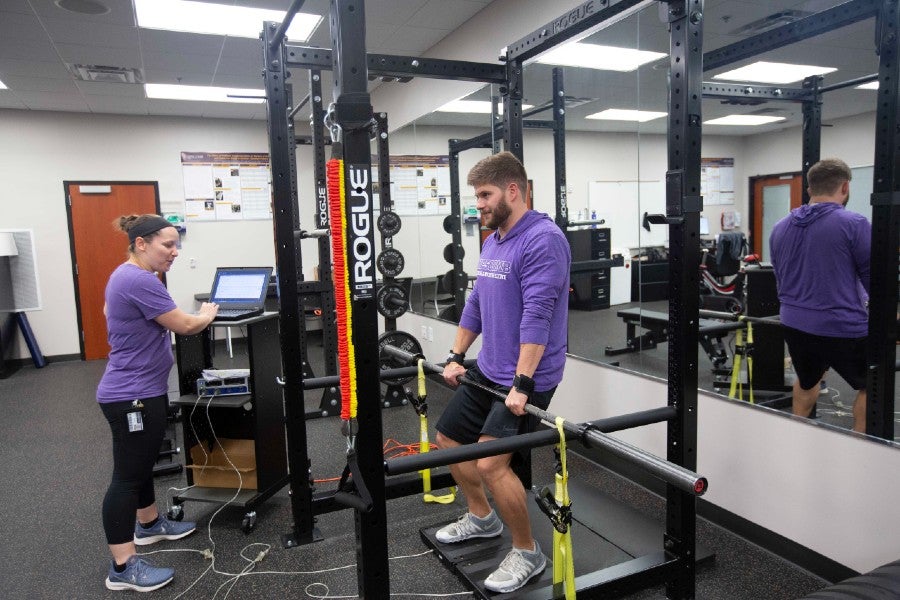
[188,438,257,490]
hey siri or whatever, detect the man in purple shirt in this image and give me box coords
[769,158,870,432]
[434,151,570,593]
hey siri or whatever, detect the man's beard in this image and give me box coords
[483,192,512,230]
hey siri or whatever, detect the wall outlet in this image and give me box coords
[427,326,434,341]
[189,258,197,269]
[421,325,428,339]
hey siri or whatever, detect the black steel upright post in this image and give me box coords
[664,1,702,597]
[306,70,342,417]
[552,67,568,229]
[866,0,900,439]
[501,59,524,162]
[800,75,823,205]
[329,0,389,595]
[262,22,319,546]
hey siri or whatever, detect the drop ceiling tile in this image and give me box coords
[0,11,48,42]
[30,0,136,26]
[40,18,138,48]
[141,69,215,86]
[0,92,28,109]
[146,99,208,117]
[220,36,264,59]
[365,0,431,25]
[0,75,80,93]
[142,51,222,73]
[139,29,226,56]
[384,25,450,55]
[210,73,267,89]
[54,43,143,67]
[75,80,145,97]
[85,95,148,115]
[407,0,485,30]
[201,102,266,119]
[214,55,263,77]
[0,58,71,79]
[0,39,59,62]
[14,90,91,112]
[0,0,33,14]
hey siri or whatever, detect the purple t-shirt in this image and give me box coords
[769,202,870,337]
[460,210,570,391]
[97,263,177,402]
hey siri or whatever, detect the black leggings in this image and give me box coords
[100,395,168,545]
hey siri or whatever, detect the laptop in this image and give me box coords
[209,267,272,321]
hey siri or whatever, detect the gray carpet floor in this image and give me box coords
[0,333,834,599]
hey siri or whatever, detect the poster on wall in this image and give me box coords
[374,155,452,216]
[181,152,272,221]
[701,157,735,205]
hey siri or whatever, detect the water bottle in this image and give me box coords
[590,210,597,228]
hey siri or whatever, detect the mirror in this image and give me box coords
[392,1,895,441]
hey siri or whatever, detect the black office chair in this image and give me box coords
[424,273,456,316]
[700,231,749,313]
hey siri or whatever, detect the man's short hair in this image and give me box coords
[807,158,852,196]
[467,151,528,196]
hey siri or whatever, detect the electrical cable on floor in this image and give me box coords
[142,391,469,598]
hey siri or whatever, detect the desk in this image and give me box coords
[172,312,288,532]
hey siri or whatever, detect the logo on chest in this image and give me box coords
[477,258,511,281]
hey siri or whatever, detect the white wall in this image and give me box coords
[0,110,278,359]
[398,311,900,574]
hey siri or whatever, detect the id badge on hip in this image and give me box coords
[126,399,145,433]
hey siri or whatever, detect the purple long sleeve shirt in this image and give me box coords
[769,202,870,337]
[459,210,570,391]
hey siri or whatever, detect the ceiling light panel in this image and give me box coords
[145,83,265,103]
[712,61,836,84]
[536,42,666,72]
[134,0,323,42]
[586,108,667,122]
[856,81,879,89]
[704,115,785,126]
[0,80,7,90]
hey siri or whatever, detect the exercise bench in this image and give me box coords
[605,308,744,370]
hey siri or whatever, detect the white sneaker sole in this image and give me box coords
[483,558,547,593]
[435,522,503,544]
[133,527,196,546]
[105,575,173,592]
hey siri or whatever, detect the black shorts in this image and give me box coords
[436,363,556,445]
[783,326,867,391]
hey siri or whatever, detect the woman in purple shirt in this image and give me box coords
[98,214,218,592]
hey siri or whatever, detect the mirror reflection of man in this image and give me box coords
[769,158,871,432]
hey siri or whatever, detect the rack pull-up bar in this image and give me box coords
[288,93,311,120]
[269,0,307,50]
[818,73,878,93]
[380,345,709,496]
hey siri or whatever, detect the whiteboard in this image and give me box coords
[588,180,667,249]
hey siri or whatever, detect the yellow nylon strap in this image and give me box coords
[553,417,576,600]
[746,322,754,404]
[729,327,743,399]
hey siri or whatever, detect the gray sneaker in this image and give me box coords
[435,511,503,544]
[484,541,547,593]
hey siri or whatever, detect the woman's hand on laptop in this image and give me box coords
[199,302,219,325]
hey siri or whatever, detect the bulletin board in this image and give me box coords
[701,157,735,205]
[375,155,452,216]
[181,152,273,222]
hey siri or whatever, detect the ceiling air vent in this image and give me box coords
[729,10,812,36]
[68,64,144,84]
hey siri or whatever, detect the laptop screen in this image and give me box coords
[210,267,271,306]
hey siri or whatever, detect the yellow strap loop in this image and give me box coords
[553,417,575,600]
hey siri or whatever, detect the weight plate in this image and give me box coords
[442,243,464,264]
[377,211,402,237]
[376,282,409,319]
[378,330,423,385]
[376,248,405,278]
[442,269,468,294]
[442,214,455,234]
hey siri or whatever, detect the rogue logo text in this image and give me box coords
[347,165,374,298]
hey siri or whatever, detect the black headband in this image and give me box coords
[128,216,174,243]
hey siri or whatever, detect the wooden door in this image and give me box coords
[66,182,160,360]
[751,174,803,259]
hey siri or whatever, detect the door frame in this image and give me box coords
[64,181,161,360]
[748,171,803,258]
